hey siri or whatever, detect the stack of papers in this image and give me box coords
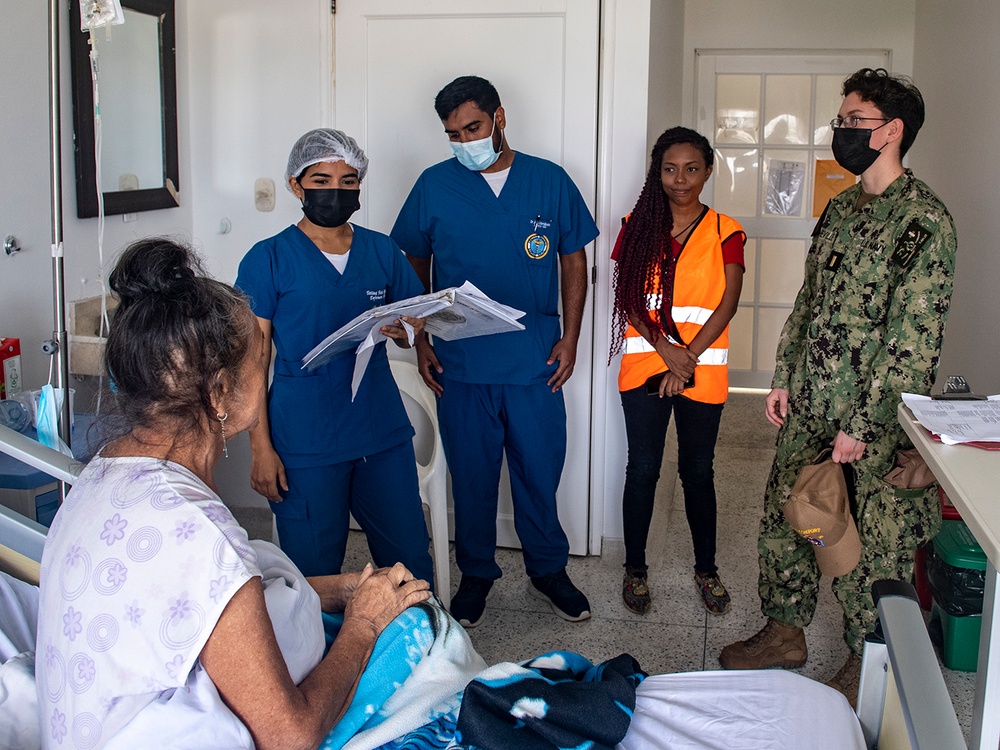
[902,393,1000,444]
[302,281,525,398]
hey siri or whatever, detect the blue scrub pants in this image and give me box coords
[436,377,570,580]
[272,439,433,585]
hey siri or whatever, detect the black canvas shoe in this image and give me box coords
[450,575,495,628]
[528,568,591,622]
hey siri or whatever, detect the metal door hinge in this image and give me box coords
[330,0,336,14]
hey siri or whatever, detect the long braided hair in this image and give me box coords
[611,127,714,357]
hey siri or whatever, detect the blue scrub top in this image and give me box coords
[235,224,422,467]
[390,153,599,385]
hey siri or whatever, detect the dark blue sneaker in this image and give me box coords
[528,569,591,622]
[450,575,495,628]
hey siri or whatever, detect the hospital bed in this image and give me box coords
[0,423,969,749]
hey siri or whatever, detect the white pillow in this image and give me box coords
[0,571,39,660]
[0,651,41,750]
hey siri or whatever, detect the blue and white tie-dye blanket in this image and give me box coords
[319,602,645,750]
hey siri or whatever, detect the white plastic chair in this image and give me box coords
[389,359,451,609]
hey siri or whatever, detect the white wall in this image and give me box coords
[645,1,685,153]
[910,0,1000,393]
[183,0,331,285]
[680,0,917,126]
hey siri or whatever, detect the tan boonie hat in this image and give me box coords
[782,458,861,577]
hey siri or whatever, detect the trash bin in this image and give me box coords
[926,519,986,671]
[914,487,963,610]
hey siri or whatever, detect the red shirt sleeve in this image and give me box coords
[721,231,746,268]
[610,221,626,261]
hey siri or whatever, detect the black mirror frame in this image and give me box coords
[69,0,179,219]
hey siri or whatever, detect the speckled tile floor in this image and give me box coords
[252,391,977,744]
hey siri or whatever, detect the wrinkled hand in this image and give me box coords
[415,337,444,397]
[307,570,367,613]
[250,445,287,503]
[658,370,689,397]
[546,337,578,392]
[658,344,697,381]
[832,430,867,464]
[765,388,789,428]
[344,562,431,638]
[381,316,425,349]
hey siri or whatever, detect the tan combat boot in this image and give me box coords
[825,652,862,709]
[718,617,807,670]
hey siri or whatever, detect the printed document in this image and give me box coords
[302,282,525,398]
[901,393,1000,444]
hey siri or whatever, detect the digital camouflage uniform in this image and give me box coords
[758,169,957,654]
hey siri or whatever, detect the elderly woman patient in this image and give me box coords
[34,240,434,749]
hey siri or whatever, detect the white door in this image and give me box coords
[334,0,600,555]
[695,51,890,388]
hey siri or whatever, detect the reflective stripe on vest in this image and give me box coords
[622,336,728,365]
[643,297,715,328]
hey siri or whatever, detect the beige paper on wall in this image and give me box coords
[813,159,856,217]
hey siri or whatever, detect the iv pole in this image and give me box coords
[48,0,73,500]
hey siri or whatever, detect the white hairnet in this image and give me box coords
[285,128,369,190]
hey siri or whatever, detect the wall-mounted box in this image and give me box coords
[68,295,119,377]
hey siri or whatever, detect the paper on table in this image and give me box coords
[901,393,1000,444]
[302,281,525,399]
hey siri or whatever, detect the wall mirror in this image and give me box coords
[70,0,178,218]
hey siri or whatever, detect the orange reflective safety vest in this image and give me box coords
[618,208,745,404]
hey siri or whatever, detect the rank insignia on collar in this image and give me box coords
[893,220,932,268]
[825,251,844,272]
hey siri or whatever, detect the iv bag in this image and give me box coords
[80,0,124,31]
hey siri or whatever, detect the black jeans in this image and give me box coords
[620,386,724,575]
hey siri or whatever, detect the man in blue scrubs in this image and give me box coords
[391,76,598,627]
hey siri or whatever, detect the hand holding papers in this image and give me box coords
[902,393,1000,445]
[302,281,525,398]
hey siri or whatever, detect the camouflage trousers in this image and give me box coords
[757,410,940,654]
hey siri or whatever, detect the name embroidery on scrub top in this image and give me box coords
[525,215,553,260]
[366,288,387,303]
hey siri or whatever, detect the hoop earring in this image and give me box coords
[217,412,229,458]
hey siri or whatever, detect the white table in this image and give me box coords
[899,403,1000,750]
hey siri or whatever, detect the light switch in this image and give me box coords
[255,178,275,212]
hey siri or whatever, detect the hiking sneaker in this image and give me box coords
[825,652,862,709]
[622,567,651,614]
[528,569,591,622]
[694,572,731,615]
[718,617,808,670]
[450,575,495,628]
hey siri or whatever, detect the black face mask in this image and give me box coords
[300,188,360,228]
[831,122,889,176]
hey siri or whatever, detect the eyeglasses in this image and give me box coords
[830,115,890,129]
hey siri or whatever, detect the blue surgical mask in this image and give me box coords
[450,114,502,172]
[37,384,73,457]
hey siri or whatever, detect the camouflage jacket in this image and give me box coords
[772,169,957,445]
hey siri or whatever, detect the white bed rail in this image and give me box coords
[0,423,83,484]
[857,580,967,749]
[0,422,78,575]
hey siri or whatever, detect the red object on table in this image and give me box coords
[0,338,22,399]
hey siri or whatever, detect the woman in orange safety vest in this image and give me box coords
[611,127,746,616]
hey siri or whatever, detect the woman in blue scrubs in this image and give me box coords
[236,129,433,583]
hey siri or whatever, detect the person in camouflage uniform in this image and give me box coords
[719,68,957,704]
